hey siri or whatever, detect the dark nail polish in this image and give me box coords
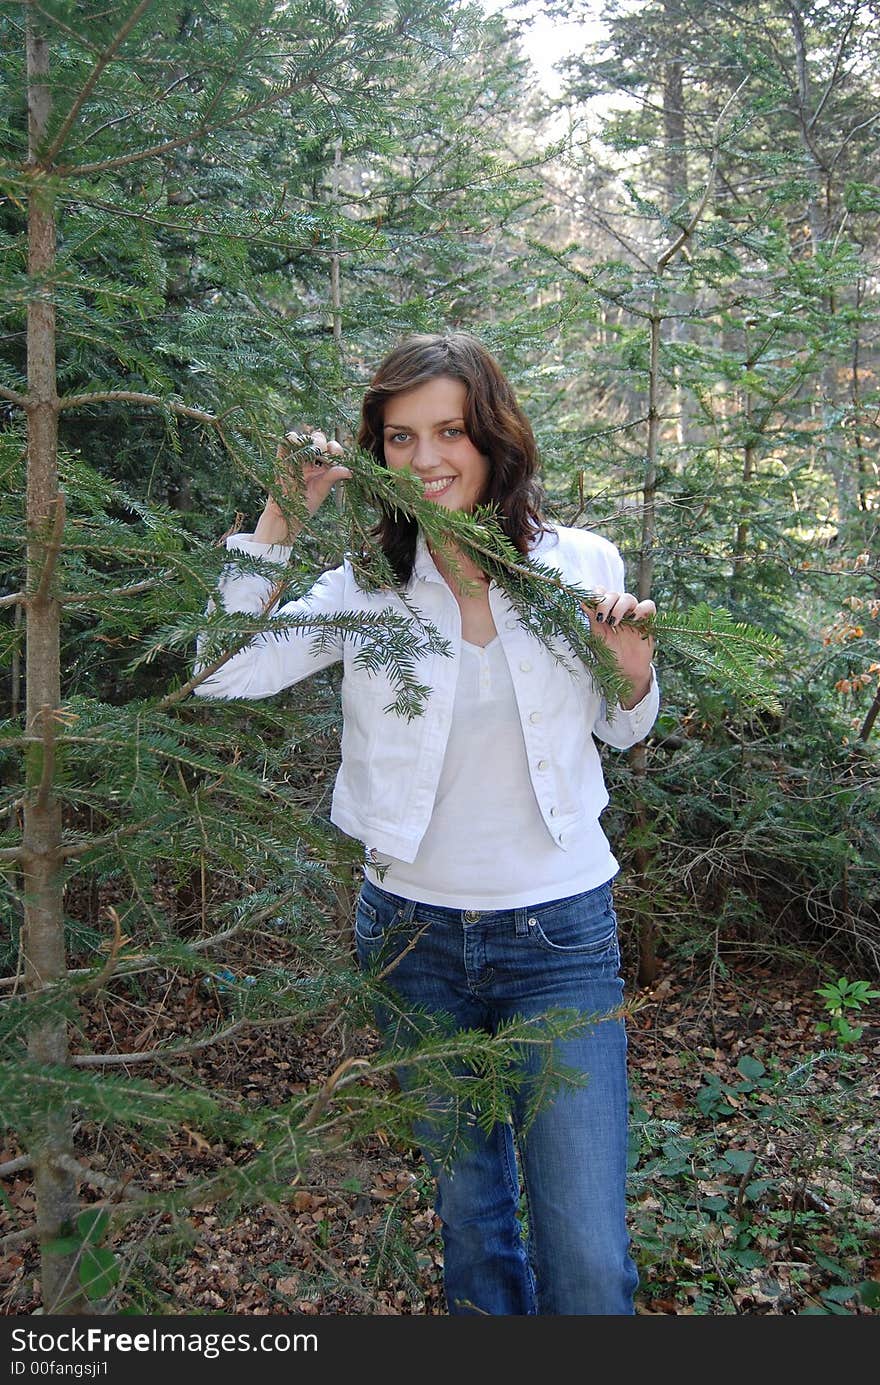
[595,612,604,622]
[606,616,616,628]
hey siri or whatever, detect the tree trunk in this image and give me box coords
[662,32,694,458]
[631,302,661,989]
[23,6,85,1314]
[789,2,851,521]
[732,333,756,594]
[851,278,870,514]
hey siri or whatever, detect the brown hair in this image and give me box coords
[356,332,549,584]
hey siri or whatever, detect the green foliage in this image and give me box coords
[814,977,880,1047]
[631,1048,877,1314]
[2,0,880,1314]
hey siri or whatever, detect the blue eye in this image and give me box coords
[443,427,463,438]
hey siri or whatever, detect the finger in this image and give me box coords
[309,462,352,487]
[278,428,313,459]
[591,591,619,625]
[606,595,638,628]
[630,599,656,622]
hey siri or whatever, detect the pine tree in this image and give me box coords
[0,0,600,1314]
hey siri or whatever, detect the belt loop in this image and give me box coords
[401,897,417,924]
[514,908,529,937]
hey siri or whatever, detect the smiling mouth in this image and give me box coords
[422,476,456,496]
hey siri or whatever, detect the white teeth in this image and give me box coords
[423,477,454,493]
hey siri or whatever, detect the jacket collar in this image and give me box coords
[412,523,557,585]
[412,531,447,585]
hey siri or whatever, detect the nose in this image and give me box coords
[410,436,440,473]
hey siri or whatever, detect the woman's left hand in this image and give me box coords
[584,590,656,709]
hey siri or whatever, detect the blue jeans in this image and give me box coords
[354,875,638,1316]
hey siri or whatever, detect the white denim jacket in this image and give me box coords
[194,524,659,863]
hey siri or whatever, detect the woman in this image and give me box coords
[194,332,658,1315]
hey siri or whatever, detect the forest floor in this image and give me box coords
[2,935,878,1317]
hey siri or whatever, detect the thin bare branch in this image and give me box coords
[28,1,102,56]
[58,390,221,422]
[60,579,160,605]
[657,78,749,271]
[808,3,859,131]
[0,893,294,991]
[77,908,124,996]
[59,818,160,860]
[61,71,317,178]
[0,1154,32,1178]
[0,1225,38,1251]
[830,109,880,171]
[0,384,27,407]
[300,1056,373,1131]
[54,1153,138,1199]
[70,1010,306,1065]
[42,0,157,165]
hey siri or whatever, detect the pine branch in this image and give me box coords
[160,600,451,720]
[342,453,785,711]
[61,70,319,179]
[41,0,156,165]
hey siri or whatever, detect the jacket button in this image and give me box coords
[537,759,549,770]
[529,710,541,724]
[519,660,532,672]
[550,806,559,817]
[505,618,517,630]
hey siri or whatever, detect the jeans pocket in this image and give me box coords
[354,896,383,943]
[530,887,620,962]
[354,890,412,975]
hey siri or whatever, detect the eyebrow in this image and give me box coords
[382,417,465,430]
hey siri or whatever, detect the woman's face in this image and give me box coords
[381,375,490,513]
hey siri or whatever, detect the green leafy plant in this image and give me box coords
[814,977,880,1046]
[630,1046,877,1315]
[46,1208,120,1305]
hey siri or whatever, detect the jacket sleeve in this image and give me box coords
[590,541,660,749]
[192,533,346,701]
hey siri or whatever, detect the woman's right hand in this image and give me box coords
[254,428,352,544]
[275,428,352,517]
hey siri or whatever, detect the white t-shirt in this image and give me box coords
[365,636,619,909]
